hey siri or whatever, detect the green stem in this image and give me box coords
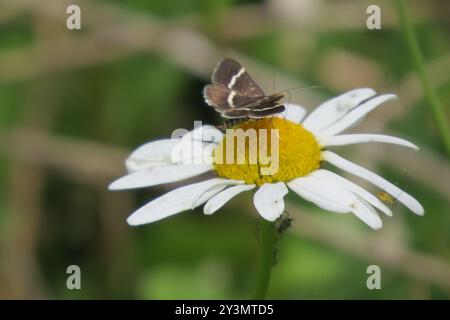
[253,219,275,300]
[395,0,450,156]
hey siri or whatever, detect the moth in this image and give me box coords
[203,58,286,119]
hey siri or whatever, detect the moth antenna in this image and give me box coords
[280,84,323,95]
[287,90,292,106]
[272,73,277,93]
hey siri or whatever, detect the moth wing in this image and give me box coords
[222,104,285,119]
[204,84,261,112]
[203,84,233,112]
[249,104,285,118]
[230,94,260,109]
[221,109,252,119]
[212,58,265,98]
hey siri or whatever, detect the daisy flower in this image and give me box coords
[109,88,424,229]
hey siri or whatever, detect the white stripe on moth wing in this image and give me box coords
[228,67,245,89]
[203,87,214,107]
[236,104,284,112]
[228,90,236,108]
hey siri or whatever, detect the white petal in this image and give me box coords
[180,125,223,145]
[278,103,306,123]
[287,175,352,213]
[289,173,383,228]
[192,179,243,208]
[125,125,222,173]
[204,184,255,215]
[311,169,392,216]
[322,151,424,215]
[108,164,212,190]
[351,196,383,229]
[125,139,179,172]
[127,178,234,225]
[318,94,397,137]
[253,182,288,221]
[321,134,419,150]
[302,88,376,132]
[171,139,215,165]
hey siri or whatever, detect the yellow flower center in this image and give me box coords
[213,117,322,186]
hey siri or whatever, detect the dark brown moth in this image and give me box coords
[203,58,286,119]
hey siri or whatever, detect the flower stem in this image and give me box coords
[253,219,275,299]
[395,0,450,156]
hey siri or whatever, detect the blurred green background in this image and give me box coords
[0,0,449,299]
